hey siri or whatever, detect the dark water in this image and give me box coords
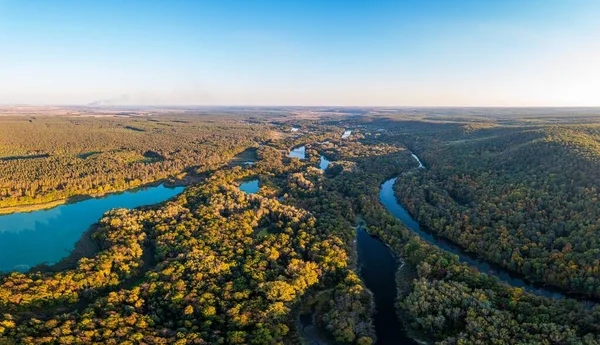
[230,147,257,166]
[357,228,418,345]
[319,155,331,170]
[0,185,183,272]
[239,179,260,194]
[380,177,574,300]
[288,145,306,159]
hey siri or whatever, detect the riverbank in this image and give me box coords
[356,225,417,345]
[0,174,198,215]
[382,175,600,303]
[395,260,433,345]
[0,145,260,215]
[296,290,336,345]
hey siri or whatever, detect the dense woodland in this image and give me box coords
[2,113,600,344]
[388,124,600,297]
[0,116,271,210]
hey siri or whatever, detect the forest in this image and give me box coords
[0,116,271,212]
[2,112,600,344]
[389,124,600,298]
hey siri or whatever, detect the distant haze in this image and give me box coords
[0,0,599,106]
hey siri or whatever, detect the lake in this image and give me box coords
[288,145,306,159]
[0,185,183,272]
[319,155,331,170]
[239,179,260,194]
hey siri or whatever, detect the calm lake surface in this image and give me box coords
[357,227,417,345]
[0,185,183,272]
[288,145,306,159]
[319,156,331,170]
[239,179,260,194]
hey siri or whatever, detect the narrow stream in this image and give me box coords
[410,153,424,168]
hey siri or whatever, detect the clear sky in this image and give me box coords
[1,0,599,106]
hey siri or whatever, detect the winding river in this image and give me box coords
[379,153,595,301]
[313,153,415,344]
[296,146,591,345]
[0,185,183,272]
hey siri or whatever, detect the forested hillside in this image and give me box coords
[390,123,600,297]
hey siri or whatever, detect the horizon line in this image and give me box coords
[2,104,600,109]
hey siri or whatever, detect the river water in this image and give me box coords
[379,153,581,300]
[0,185,183,272]
[312,153,415,344]
[357,227,417,345]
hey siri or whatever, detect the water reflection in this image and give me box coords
[0,185,183,272]
[319,156,331,170]
[288,146,306,160]
[357,227,417,345]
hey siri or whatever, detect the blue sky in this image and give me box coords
[1,0,599,106]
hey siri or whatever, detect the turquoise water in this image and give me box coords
[0,185,183,272]
[239,179,259,194]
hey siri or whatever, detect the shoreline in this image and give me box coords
[386,177,599,304]
[0,145,260,216]
[0,173,201,215]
